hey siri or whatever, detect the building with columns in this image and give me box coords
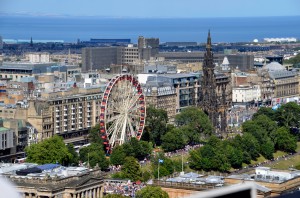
[3,166,105,198]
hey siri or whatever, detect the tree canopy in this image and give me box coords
[114,156,143,182]
[161,128,187,152]
[25,135,72,165]
[88,124,103,145]
[110,145,126,166]
[273,127,297,152]
[175,107,213,138]
[79,143,109,170]
[252,107,275,120]
[66,143,79,166]
[189,136,231,172]
[143,106,168,146]
[274,102,300,129]
[284,53,300,65]
[136,186,169,198]
[150,152,184,178]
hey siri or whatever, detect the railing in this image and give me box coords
[152,180,218,191]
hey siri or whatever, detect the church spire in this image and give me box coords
[30,37,33,47]
[206,30,211,49]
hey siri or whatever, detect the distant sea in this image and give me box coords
[0,15,300,43]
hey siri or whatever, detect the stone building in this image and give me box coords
[26,86,104,143]
[0,127,15,157]
[258,62,299,105]
[2,166,105,198]
[143,85,176,121]
[82,37,159,72]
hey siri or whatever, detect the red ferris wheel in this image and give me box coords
[99,74,146,153]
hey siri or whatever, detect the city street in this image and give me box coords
[227,106,258,127]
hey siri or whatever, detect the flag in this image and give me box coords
[158,159,164,163]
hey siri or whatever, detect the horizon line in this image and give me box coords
[1,12,300,19]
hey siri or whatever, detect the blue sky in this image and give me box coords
[1,0,299,18]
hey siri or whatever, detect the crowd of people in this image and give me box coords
[103,181,145,197]
[164,144,203,158]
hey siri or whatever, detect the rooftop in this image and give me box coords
[0,127,10,132]
[262,62,285,71]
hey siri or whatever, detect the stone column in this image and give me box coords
[99,187,104,198]
[93,189,96,198]
[96,188,99,198]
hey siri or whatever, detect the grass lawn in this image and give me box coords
[254,142,300,170]
[148,142,300,172]
[141,162,152,172]
[169,153,193,172]
[241,151,288,168]
[296,142,300,152]
[266,155,300,170]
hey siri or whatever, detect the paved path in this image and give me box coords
[232,151,300,175]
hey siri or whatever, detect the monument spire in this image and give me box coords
[206,30,211,49]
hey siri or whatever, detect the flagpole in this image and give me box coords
[158,161,160,181]
[181,151,183,173]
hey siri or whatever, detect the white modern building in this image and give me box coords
[0,127,14,150]
[26,52,50,63]
[255,167,300,181]
[263,37,297,43]
[232,85,261,103]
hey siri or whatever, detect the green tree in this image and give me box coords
[189,136,231,172]
[260,139,275,160]
[230,135,252,164]
[88,124,103,144]
[181,125,201,145]
[273,127,297,152]
[122,138,152,160]
[275,102,300,129]
[175,107,213,136]
[189,149,203,170]
[225,145,243,169]
[153,166,170,179]
[161,128,187,152]
[110,145,126,166]
[241,133,260,160]
[144,106,168,146]
[136,186,169,198]
[284,53,300,65]
[142,171,152,182]
[151,152,181,178]
[252,115,278,136]
[242,120,267,146]
[252,107,275,120]
[79,143,109,170]
[66,143,79,166]
[121,156,142,181]
[25,135,71,165]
